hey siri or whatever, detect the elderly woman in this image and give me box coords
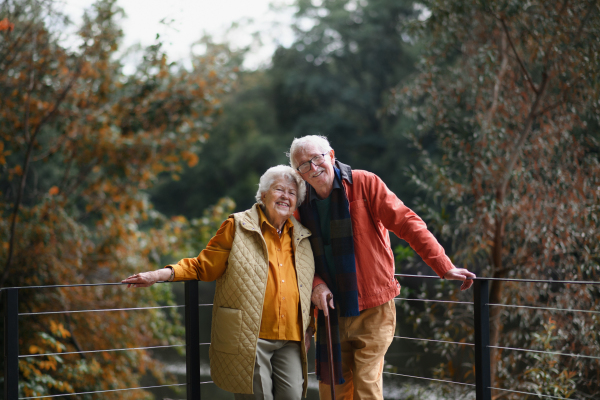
[122,165,315,400]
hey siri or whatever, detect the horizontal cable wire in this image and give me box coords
[2,275,598,293]
[477,277,600,285]
[488,303,600,315]
[394,274,600,285]
[490,387,575,399]
[19,344,185,358]
[394,336,473,347]
[19,383,187,399]
[20,304,212,316]
[383,371,475,387]
[489,345,600,360]
[201,381,214,385]
[394,274,440,280]
[394,297,473,305]
[20,304,184,316]
[1,282,145,291]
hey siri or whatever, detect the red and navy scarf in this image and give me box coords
[298,166,359,385]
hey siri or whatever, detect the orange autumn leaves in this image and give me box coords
[0,17,14,32]
[1,0,237,397]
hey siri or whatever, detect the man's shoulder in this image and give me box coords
[349,169,381,185]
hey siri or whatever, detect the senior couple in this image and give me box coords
[123,135,475,400]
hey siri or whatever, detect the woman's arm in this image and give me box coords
[122,218,235,287]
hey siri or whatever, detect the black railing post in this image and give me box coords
[185,281,201,400]
[3,288,19,400]
[474,279,492,400]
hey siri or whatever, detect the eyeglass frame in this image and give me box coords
[296,153,328,174]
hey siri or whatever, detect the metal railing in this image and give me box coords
[387,274,600,400]
[2,281,205,399]
[3,276,599,399]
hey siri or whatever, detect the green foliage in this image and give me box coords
[522,319,577,399]
[393,244,415,266]
[151,0,427,218]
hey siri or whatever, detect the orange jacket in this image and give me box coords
[296,162,454,311]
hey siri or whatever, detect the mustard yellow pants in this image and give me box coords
[319,299,396,400]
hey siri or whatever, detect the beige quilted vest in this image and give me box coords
[209,204,315,396]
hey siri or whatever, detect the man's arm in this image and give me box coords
[365,172,475,289]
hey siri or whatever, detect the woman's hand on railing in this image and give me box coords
[122,268,171,288]
[443,268,476,291]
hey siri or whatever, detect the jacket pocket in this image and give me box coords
[213,307,243,354]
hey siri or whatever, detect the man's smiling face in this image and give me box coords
[293,143,335,199]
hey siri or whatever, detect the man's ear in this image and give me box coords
[329,149,335,163]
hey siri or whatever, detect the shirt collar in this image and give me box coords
[257,205,293,234]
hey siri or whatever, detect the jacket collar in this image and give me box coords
[335,160,353,184]
[305,160,353,203]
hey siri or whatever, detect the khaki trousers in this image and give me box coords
[234,339,303,400]
[318,299,396,400]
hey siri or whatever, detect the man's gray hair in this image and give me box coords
[287,135,333,170]
[255,165,306,207]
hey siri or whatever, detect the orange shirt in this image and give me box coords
[169,207,302,341]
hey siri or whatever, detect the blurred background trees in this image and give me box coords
[1,0,598,398]
[394,0,600,397]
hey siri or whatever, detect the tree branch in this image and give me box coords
[498,17,539,95]
[0,64,81,287]
[498,70,549,198]
[485,29,509,128]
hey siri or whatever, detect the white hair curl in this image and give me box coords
[255,165,306,208]
[286,135,333,170]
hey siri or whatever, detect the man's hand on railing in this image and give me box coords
[443,268,476,291]
[122,268,172,288]
[312,283,335,316]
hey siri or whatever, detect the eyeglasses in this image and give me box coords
[297,153,327,174]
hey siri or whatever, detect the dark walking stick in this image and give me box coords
[324,293,336,400]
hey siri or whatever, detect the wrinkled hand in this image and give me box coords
[311,283,335,316]
[304,326,314,353]
[443,268,476,291]
[122,270,164,288]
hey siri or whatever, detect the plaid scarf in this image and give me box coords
[299,168,359,385]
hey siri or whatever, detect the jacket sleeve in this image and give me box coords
[168,218,234,282]
[363,172,454,278]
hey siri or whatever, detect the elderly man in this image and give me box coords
[289,135,475,400]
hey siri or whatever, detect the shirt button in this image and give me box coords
[279,264,283,266]
[282,280,285,283]
[282,297,285,300]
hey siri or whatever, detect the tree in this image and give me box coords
[395,0,600,396]
[0,0,234,396]
[152,0,427,218]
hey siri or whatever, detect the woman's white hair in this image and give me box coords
[287,135,333,170]
[255,165,306,208]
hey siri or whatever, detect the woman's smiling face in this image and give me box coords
[262,177,298,226]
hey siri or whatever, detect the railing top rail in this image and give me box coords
[394,274,600,285]
[0,280,173,292]
[1,275,598,292]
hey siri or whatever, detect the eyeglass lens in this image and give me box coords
[299,154,325,173]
